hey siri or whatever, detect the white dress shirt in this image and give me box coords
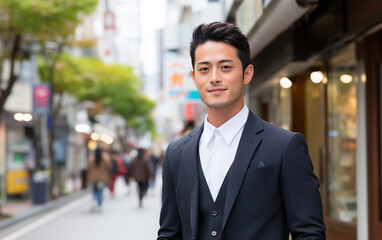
[199,105,249,201]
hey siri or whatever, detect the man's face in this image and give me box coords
[191,41,253,113]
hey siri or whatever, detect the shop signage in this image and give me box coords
[33,84,51,114]
[165,56,201,103]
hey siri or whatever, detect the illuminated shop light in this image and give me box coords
[14,113,33,122]
[14,113,24,121]
[87,140,97,150]
[100,134,108,142]
[23,114,33,121]
[91,132,100,141]
[100,134,114,145]
[280,77,292,88]
[340,74,353,84]
[310,71,324,83]
[104,136,113,145]
[75,124,91,133]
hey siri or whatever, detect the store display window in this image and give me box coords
[304,76,325,183]
[250,84,292,131]
[327,44,357,223]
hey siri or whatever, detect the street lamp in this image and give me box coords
[13,113,33,122]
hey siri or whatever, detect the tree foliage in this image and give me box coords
[0,0,97,39]
[38,54,157,136]
[0,0,98,200]
[0,0,98,112]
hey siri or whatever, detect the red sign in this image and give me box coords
[33,84,51,114]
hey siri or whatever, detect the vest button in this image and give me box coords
[211,230,218,237]
[212,210,218,216]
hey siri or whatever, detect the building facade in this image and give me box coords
[225,0,382,239]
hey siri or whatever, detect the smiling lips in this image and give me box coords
[208,87,226,95]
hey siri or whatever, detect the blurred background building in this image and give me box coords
[223,0,381,239]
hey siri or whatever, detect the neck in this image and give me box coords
[206,104,244,128]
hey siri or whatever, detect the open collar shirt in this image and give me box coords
[199,105,249,201]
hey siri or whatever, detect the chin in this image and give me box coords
[205,102,230,109]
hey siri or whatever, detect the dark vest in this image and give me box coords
[197,158,229,240]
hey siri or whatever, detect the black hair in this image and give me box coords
[95,147,102,167]
[137,148,146,160]
[190,22,250,71]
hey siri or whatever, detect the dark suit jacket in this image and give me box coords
[158,111,326,240]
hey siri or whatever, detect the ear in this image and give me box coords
[243,64,254,85]
[191,70,197,87]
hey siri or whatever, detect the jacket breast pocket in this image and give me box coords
[245,165,275,176]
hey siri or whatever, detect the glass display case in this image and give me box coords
[327,44,357,223]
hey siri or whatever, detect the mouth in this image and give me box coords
[208,87,226,95]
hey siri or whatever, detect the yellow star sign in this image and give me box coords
[170,72,184,89]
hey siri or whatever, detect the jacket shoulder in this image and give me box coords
[164,125,202,163]
[168,125,201,150]
[251,113,301,146]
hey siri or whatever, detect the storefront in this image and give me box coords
[4,112,34,197]
[364,27,382,240]
[248,43,360,240]
[226,0,382,238]
[325,43,359,240]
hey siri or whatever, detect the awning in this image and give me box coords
[247,0,312,59]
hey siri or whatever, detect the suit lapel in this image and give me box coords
[222,112,263,230]
[182,125,203,238]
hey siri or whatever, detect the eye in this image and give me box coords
[221,65,232,71]
[198,67,209,72]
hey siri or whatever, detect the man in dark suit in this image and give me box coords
[158,22,326,240]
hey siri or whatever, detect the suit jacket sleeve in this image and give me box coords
[281,133,326,239]
[157,143,183,240]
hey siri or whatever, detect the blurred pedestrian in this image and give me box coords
[108,149,126,197]
[87,147,111,211]
[158,22,326,239]
[130,148,152,208]
[147,148,159,189]
[122,146,136,195]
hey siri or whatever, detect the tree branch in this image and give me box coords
[0,34,21,113]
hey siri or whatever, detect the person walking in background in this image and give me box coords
[108,149,126,197]
[130,148,152,208]
[87,147,111,212]
[147,148,159,190]
[122,146,136,195]
[158,22,326,239]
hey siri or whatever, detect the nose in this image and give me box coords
[210,67,221,84]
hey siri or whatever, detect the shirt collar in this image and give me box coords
[203,105,249,146]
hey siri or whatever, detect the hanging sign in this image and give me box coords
[33,84,51,114]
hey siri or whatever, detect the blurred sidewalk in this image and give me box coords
[1,175,84,217]
[0,187,89,231]
[0,170,163,232]
[1,200,33,216]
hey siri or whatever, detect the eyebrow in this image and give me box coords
[196,59,234,66]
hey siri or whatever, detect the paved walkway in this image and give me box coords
[0,174,162,240]
[2,201,33,216]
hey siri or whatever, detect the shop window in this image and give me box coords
[278,85,292,130]
[327,44,357,224]
[304,77,325,183]
[251,85,292,130]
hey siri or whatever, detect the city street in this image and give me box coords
[0,177,162,240]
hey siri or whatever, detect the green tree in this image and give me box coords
[0,0,97,113]
[39,53,156,138]
[0,0,97,201]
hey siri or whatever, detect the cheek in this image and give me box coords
[194,76,206,89]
